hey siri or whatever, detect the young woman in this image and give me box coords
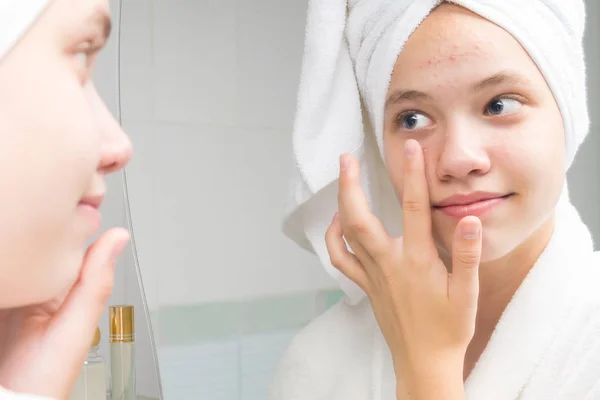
[0,1,132,398]
[273,0,599,399]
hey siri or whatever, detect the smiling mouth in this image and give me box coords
[433,193,514,218]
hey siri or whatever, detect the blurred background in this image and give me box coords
[94,1,600,398]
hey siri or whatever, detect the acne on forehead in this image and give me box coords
[420,43,485,69]
[407,7,503,70]
[393,6,540,90]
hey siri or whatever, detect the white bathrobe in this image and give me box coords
[272,0,600,398]
[270,199,600,399]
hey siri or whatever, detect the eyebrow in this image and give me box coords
[472,72,529,92]
[385,71,529,109]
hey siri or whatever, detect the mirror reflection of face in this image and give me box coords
[0,0,132,307]
[383,3,565,264]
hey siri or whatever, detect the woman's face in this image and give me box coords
[0,0,132,307]
[383,3,565,264]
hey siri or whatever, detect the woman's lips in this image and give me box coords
[78,195,104,232]
[434,194,512,219]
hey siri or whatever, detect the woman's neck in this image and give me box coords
[463,214,556,380]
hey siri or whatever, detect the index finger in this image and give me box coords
[401,139,435,253]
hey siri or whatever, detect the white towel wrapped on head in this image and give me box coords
[282,0,590,304]
[0,1,50,61]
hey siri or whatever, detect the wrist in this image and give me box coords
[396,379,465,400]
[395,356,465,400]
[396,372,464,400]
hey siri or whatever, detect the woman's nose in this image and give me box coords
[92,86,133,174]
[435,125,491,181]
[98,121,132,174]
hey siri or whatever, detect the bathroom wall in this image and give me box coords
[93,0,160,398]
[118,0,600,399]
[568,0,600,242]
[121,0,334,310]
[119,0,341,398]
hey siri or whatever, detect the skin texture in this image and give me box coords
[383,4,564,268]
[0,0,131,307]
[0,0,133,398]
[327,3,568,399]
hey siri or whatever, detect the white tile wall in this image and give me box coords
[119,0,154,122]
[153,0,237,125]
[121,0,335,309]
[118,1,336,397]
[234,0,309,129]
[157,330,298,400]
[92,1,161,398]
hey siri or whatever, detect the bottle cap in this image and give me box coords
[109,305,135,343]
[91,326,101,348]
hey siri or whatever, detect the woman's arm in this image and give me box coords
[395,362,466,400]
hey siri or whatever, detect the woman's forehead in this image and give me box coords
[394,7,536,80]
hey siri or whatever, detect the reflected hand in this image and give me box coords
[325,140,482,399]
[0,228,129,400]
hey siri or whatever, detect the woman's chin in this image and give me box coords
[40,250,85,302]
[435,227,516,266]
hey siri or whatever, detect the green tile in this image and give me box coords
[241,293,316,335]
[325,290,344,308]
[314,289,345,316]
[158,302,241,346]
[154,290,344,347]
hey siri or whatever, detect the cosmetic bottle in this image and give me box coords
[109,305,136,400]
[70,327,107,400]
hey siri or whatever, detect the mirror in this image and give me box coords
[117,0,600,398]
[119,0,341,398]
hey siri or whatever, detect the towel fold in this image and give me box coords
[282,0,590,304]
[0,0,51,61]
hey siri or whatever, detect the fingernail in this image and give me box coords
[111,237,129,261]
[405,140,417,158]
[461,224,480,240]
[340,154,349,171]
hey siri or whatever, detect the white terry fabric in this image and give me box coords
[0,0,51,61]
[0,2,56,400]
[270,210,599,399]
[282,0,590,305]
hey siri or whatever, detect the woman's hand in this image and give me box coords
[0,228,129,400]
[326,139,482,399]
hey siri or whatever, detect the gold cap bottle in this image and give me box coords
[92,326,101,347]
[109,306,136,399]
[109,305,135,343]
[70,326,106,400]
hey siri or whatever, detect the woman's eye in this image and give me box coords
[485,97,523,116]
[397,112,432,130]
